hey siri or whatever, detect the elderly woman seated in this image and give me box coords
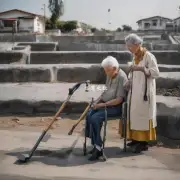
[85,56,128,161]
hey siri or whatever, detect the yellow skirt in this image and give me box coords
[119,119,156,141]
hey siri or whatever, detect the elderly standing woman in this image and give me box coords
[124,33,159,153]
[85,56,128,161]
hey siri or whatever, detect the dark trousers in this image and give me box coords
[85,104,122,147]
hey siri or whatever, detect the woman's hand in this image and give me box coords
[93,103,105,110]
[130,65,145,72]
[130,65,151,77]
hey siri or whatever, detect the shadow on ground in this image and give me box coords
[6,146,141,167]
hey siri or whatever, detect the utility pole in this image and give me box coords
[41,4,46,33]
[178,6,180,33]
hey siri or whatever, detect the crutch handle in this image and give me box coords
[68,80,90,95]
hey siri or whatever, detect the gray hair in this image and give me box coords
[101,56,119,69]
[125,33,143,46]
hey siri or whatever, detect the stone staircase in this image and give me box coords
[0,37,180,143]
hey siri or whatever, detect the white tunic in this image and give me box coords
[127,51,160,131]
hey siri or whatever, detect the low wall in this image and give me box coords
[0,34,36,42]
[153,44,179,50]
[30,51,132,64]
[0,65,180,89]
[156,72,180,89]
[17,42,58,51]
[57,42,179,51]
[30,51,180,65]
[0,65,51,82]
[58,42,127,51]
[51,35,115,44]
[12,45,31,51]
[0,51,28,64]
[153,51,180,65]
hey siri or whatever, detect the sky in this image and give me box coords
[0,0,180,30]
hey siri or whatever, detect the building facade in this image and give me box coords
[0,9,45,33]
[174,17,180,26]
[137,16,172,31]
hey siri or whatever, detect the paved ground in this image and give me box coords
[0,117,180,180]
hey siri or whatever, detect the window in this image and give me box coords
[144,23,150,29]
[3,20,14,27]
[152,19,157,26]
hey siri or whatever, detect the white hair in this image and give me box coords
[125,33,143,46]
[101,56,119,69]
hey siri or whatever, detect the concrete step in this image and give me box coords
[16,42,58,51]
[30,51,180,65]
[0,83,179,140]
[58,42,179,51]
[1,51,180,65]
[0,64,180,89]
[0,51,29,64]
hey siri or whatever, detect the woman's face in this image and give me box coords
[126,43,139,54]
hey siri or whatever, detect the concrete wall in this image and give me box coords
[30,51,180,65]
[153,44,179,50]
[17,42,58,51]
[0,64,180,86]
[0,65,51,82]
[0,34,178,51]
[30,51,132,64]
[153,51,180,65]
[34,17,45,34]
[0,34,36,42]
[12,45,31,51]
[58,42,127,51]
[0,51,29,64]
[51,35,115,43]
[57,42,178,51]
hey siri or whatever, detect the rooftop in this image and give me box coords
[137,16,172,23]
[0,9,44,18]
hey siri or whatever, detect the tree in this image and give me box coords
[116,27,122,32]
[122,25,132,31]
[63,21,77,32]
[48,0,64,28]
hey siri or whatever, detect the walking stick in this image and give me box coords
[68,98,94,135]
[17,80,90,163]
[83,98,94,156]
[67,98,95,158]
[101,105,108,161]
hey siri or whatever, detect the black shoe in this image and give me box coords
[88,148,103,161]
[142,142,149,151]
[127,140,138,147]
[131,142,148,153]
[88,147,96,154]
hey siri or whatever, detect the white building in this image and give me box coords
[137,16,172,31]
[0,9,45,33]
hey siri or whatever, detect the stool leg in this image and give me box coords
[101,107,108,161]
